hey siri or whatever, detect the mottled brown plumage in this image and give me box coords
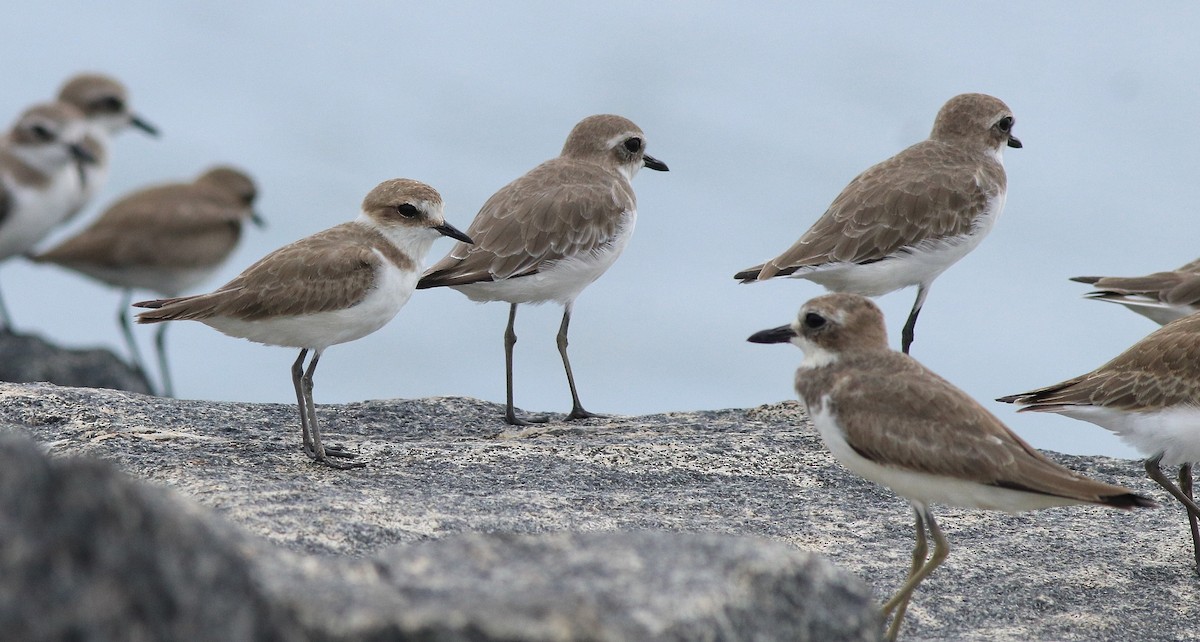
[417,114,667,426]
[736,93,1021,356]
[420,160,634,287]
[36,166,257,275]
[136,221,412,322]
[750,292,1152,640]
[1072,257,1200,325]
[133,178,470,470]
[998,313,1200,412]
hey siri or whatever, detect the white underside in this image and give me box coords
[202,256,417,351]
[1046,404,1200,467]
[792,193,1005,297]
[452,210,636,305]
[1094,295,1195,326]
[0,169,85,260]
[807,399,1085,512]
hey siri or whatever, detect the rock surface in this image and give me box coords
[0,331,152,394]
[1,381,1198,641]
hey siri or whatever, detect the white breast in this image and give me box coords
[0,169,83,260]
[799,189,1006,297]
[204,253,415,351]
[454,209,636,306]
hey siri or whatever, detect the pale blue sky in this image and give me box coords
[4,2,1199,459]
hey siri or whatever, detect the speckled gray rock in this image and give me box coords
[0,331,152,394]
[1,381,1197,641]
[0,434,300,641]
[264,530,879,641]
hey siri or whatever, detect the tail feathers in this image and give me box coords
[734,262,800,283]
[1070,275,1101,285]
[132,295,208,324]
[733,264,764,283]
[1103,492,1158,510]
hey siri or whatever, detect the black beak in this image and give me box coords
[69,143,97,165]
[249,210,267,228]
[1007,135,1022,149]
[643,153,669,172]
[69,143,96,187]
[435,222,474,244]
[130,114,159,137]
[747,325,796,344]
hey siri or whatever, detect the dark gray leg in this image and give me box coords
[504,303,549,426]
[1145,455,1200,574]
[0,285,12,333]
[299,349,362,469]
[1179,463,1200,574]
[291,349,314,457]
[154,323,174,398]
[900,284,930,355]
[558,303,605,421]
[118,290,152,382]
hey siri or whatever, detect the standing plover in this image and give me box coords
[419,114,667,425]
[737,94,1021,354]
[135,179,471,469]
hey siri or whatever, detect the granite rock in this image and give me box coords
[1,381,1197,641]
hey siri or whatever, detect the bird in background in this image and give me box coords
[55,72,158,219]
[418,114,668,425]
[999,312,1200,574]
[749,293,1153,640]
[33,166,262,397]
[1071,257,1200,325]
[0,101,96,331]
[134,178,472,469]
[735,93,1022,354]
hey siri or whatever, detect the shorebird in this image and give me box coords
[1071,257,1200,325]
[999,313,1200,574]
[736,93,1022,354]
[749,293,1153,640]
[134,178,472,469]
[56,73,158,217]
[418,114,668,425]
[0,101,96,331]
[34,166,261,396]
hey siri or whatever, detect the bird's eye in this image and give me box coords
[623,137,642,153]
[996,116,1013,133]
[95,96,124,113]
[30,124,55,142]
[395,203,420,219]
[803,312,826,329]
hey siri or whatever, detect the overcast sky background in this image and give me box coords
[3,2,1198,460]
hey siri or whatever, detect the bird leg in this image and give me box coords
[0,286,12,333]
[900,284,930,355]
[154,323,175,398]
[1145,455,1200,574]
[504,303,550,425]
[1142,458,1200,578]
[291,349,314,457]
[884,508,928,635]
[118,290,153,384]
[1179,463,1200,574]
[558,303,606,421]
[882,505,947,641]
[299,349,362,469]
